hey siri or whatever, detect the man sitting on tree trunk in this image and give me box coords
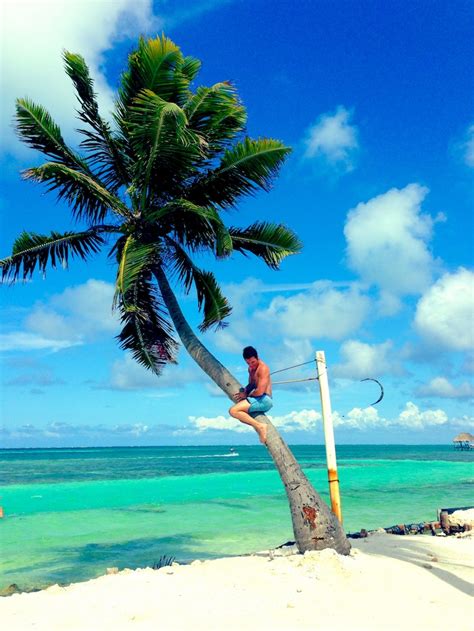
[229,346,273,445]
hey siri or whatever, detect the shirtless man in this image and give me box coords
[229,346,273,445]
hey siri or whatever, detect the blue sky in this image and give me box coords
[1,0,473,448]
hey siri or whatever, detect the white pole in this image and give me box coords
[316,350,343,523]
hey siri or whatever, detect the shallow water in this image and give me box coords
[0,445,472,590]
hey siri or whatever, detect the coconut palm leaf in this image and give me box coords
[229,221,302,269]
[63,51,131,190]
[0,229,107,281]
[15,98,89,172]
[185,82,247,153]
[114,235,158,304]
[167,239,232,330]
[116,273,178,373]
[181,56,201,81]
[185,138,291,207]
[23,163,131,223]
[146,199,232,256]
[117,35,190,119]
[146,199,217,224]
[127,90,199,200]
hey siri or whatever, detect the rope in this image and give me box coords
[270,359,316,376]
[272,377,319,385]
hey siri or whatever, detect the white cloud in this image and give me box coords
[109,355,165,390]
[304,106,359,171]
[254,281,370,341]
[108,353,205,391]
[0,332,79,352]
[414,268,474,351]
[1,421,173,439]
[269,409,321,432]
[333,402,449,430]
[207,278,371,358]
[450,415,474,429]
[396,401,447,429]
[332,406,382,430]
[332,340,400,379]
[344,184,439,301]
[210,329,243,354]
[50,280,117,330]
[187,415,252,433]
[2,279,118,351]
[185,408,322,434]
[416,376,474,399]
[27,278,117,339]
[1,0,160,154]
[182,402,454,433]
[270,338,315,379]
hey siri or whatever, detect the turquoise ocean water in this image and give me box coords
[0,444,472,591]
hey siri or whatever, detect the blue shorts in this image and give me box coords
[249,394,273,414]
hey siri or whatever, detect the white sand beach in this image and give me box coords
[1,532,472,631]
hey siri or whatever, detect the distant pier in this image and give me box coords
[452,432,474,450]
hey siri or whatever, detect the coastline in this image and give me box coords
[1,532,472,631]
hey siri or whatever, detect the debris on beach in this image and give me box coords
[347,507,474,539]
[439,508,474,535]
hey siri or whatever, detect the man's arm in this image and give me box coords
[232,369,256,401]
[252,364,270,396]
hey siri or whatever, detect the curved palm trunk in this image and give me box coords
[154,267,350,555]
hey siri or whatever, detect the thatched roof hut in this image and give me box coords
[453,432,474,442]
[452,433,474,450]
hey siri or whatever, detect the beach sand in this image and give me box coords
[1,532,472,631]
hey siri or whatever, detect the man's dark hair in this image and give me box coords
[243,346,258,360]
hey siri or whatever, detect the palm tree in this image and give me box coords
[1,35,350,555]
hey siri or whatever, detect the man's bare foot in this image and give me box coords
[256,422,268,445]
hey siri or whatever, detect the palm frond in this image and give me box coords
[23,162,131,223]
[186,138,291,207]
[167,239,232,330]
[185,82,247,153]
[15,98,89,171]
[116,273,178,374]
[114,235,157,304]
[147,200,233,257]
[229,221,302,269]
[181,56,201,82]
[0,229,107,281]
[116,35,190,118]
[63,51,131,190]
[127,90,205,207]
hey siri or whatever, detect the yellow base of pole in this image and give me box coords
[328,469,342,524]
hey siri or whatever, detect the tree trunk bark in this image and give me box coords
[154,267,350,555]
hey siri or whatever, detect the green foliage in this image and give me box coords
[23,163,131,223]
[63,51,130,190]
[167,239,232,330]
[15,98,88,172]
[1,230,106,281]
[115,236,157,301]
[5,34,301,373]
[116,274,178,374]
[187,138,291,207]
[229,221,303,269]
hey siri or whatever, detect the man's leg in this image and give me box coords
[229,400,268,444]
